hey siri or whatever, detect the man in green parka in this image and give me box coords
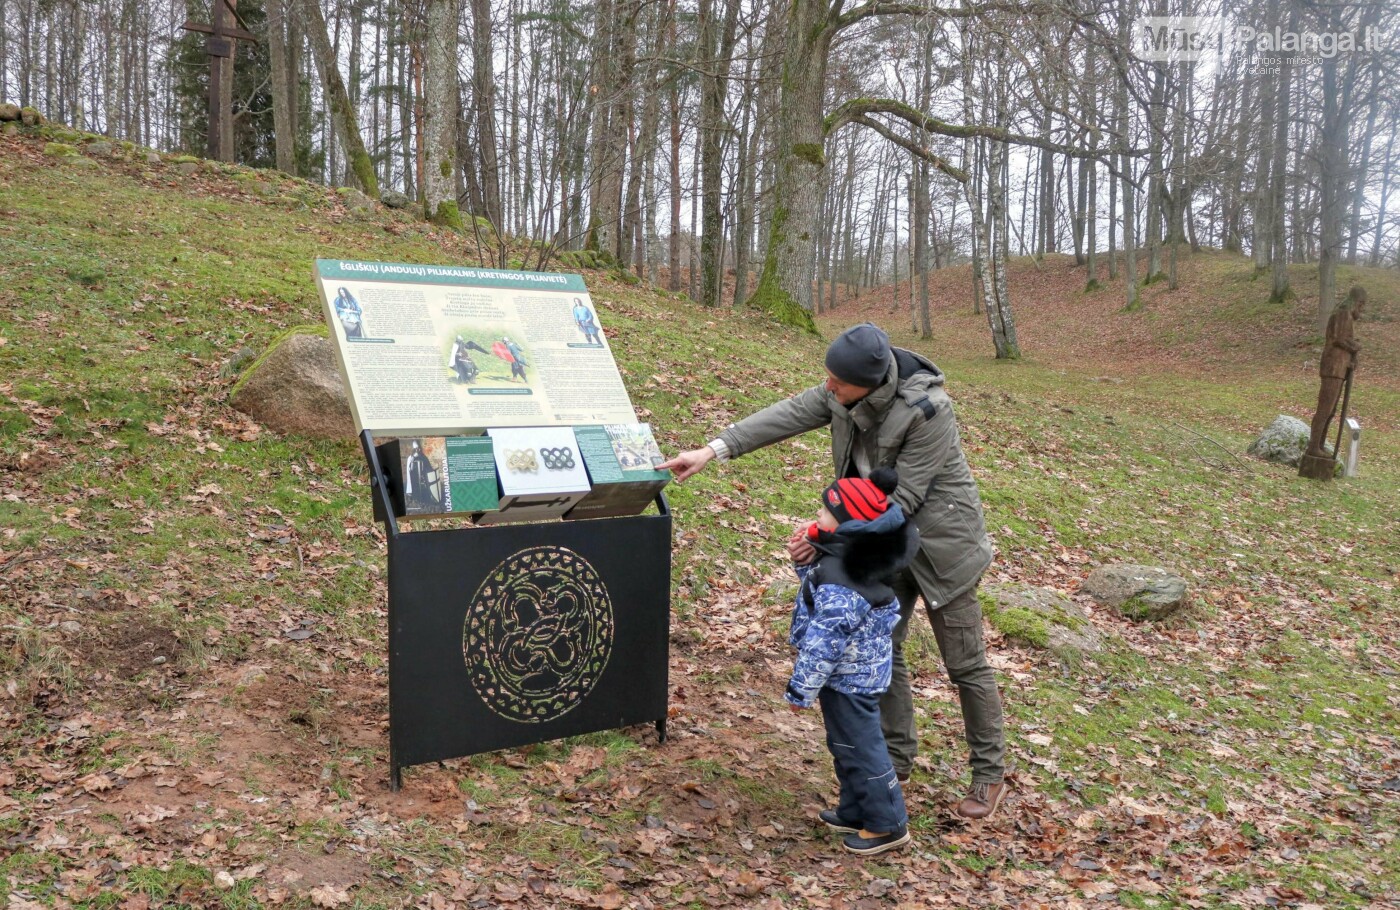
[660,323,1007,820]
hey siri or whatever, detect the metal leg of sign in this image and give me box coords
[359,430,400,539]
[361,431,405,791]
[654,492,671,749]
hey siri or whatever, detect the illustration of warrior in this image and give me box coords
[448,335,489,383]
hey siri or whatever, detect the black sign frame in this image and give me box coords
[361,431,671,790]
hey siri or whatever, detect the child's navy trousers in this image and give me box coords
[819,688,908,833]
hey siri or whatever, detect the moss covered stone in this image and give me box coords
[228,324,331,402]
[981,583,1102,655]
[43,143,78,158]
[1082,564,1188,622]
[989,606,1051,647]
[557,250,600,271]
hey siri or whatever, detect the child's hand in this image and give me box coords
[787,523,817,564]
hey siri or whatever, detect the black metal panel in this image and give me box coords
[386,513,671,771]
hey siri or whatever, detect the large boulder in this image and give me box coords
[1082,564,1188,622]
[380,189,411,209]
[981,583,1103,655]
[339,187,376,212]
[1247,415,1313,467]
[0,103,20,121]
[229,330,354,440]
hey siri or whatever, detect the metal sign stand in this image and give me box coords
[360,431,671,791]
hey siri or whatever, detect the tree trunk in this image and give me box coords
[1144,56,1166,282]
[1370,110,1396,267]
[586,0,638,262]
[667,62,681,291]
[1315,2,1379,331]
[469,0,502,227]
[986,131,1020,359]
[743,0,832,330]
[268,0,298,174]
[915,22,932,337]
[1346,68,1381,264]
[1268,27,1294,302]
[298,0,378,196]
[1117,6,1138,310]
[696,0,739,306]
[629,0,665,277]
[732,39,758,307]
[423,0,461,227]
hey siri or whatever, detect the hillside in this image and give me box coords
[2,130,1398,909]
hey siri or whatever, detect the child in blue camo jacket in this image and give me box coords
[785,467,920,855]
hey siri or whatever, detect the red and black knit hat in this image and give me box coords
[822,476,891,524]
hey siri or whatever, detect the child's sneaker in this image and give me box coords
[842,828,911,856]
[818,809,860,833]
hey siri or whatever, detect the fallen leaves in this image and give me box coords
[309,885,352,907]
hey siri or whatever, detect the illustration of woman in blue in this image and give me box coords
[334,287,365,339]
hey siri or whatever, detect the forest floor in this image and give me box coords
[2,128,1399,910]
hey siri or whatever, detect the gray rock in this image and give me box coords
[342,188,375,212]
[20,107,41,127]
[1082,564,1188,622]
[1247,414,1315,467]
[145,151,161,165]
[230,331,355,440]
[86,140,113,156]
[380,189,411,209]
[59,620,82,636]
[177,162,199,176]
[2,123,18,137]
[0,102,20,121]
[982,583,1103,654]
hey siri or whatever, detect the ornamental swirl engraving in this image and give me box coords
[464,546,613,723]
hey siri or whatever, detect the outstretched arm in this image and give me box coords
[656,445,716,483]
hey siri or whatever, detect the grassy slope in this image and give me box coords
[2,130,1398,909]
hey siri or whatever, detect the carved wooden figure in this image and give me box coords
[1301,286,1366,479]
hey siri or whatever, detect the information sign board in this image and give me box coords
[315,260,637,435]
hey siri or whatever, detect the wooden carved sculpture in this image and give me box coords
[1300,286,1366,479]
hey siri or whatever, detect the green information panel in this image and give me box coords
[377,436,500,518]
[568,424,670,520]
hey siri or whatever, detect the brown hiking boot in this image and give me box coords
[954,781,1006,820]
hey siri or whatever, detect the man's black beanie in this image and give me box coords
[825,323,892,388]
